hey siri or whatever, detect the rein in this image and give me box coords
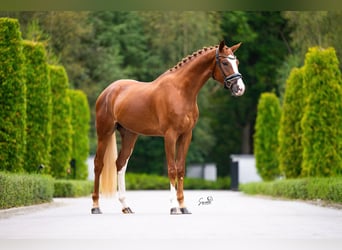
[213,48,242,90]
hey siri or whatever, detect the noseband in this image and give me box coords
[213,48,242,90]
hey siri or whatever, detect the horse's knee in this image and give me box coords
[168,166,177,180]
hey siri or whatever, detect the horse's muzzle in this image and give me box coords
[232,78,245,96]
[225,73,245,96]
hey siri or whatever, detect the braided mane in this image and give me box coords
[169,45,218,72]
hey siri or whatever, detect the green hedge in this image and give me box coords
[301,47,342,177]
[0,172,54,209]
[278,67,305,178]
[54,179,93,197]
[22,40,52,173]
[254,92,281,180]
[0,172,230,209]
[0,18,26,172]
[68,89,91,180]
[49,65,72,179]
[240,177,342,204]
[125,173,231,190]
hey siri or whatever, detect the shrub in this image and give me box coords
[22,40,52,173]
[68,89,91,180]
[0,172,54,209]
[278,67,305,178]
[125,173,230,190]
[240,177,342,204]
[49,65,72,179]
[254,92,281,180]
[53,179,93,197]
[301,47,342,177]
[0,18,26,172]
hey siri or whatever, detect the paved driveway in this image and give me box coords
[0,190,341,250]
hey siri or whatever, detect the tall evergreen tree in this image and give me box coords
[49,65,72,178]
[0,18,26,172]
[68,89,90,179]
[22,41,52,173]
[254,92,281,181]
[301,47,342,177]
[278,67,305,178]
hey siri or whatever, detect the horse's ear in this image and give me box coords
[231,42,242,52]
[219,40,225,51]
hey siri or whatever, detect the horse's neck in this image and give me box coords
[160,50,215,98]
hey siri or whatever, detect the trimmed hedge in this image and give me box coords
[68,89,91,180]
[54,179,93,197]
[22,40,52,173]
[240,177,342,204]
[0,172,54,209]
[125,173,231,190]
[301,47,342,177]
[254,92,281,180]
[0,171,230,209]
[49,65,72,179]
[278,67,305,178]
[0,18,26,172]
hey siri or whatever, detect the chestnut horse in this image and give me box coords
[91,40,245,215]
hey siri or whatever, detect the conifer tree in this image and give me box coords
[278,67,305,178]
[301,47,342,176]
[23,41,52,173]
[0,18,26,172]
[254,92,281,180]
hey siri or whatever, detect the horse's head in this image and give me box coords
[212,40,245,96]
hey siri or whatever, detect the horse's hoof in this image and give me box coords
[122,207,134,214]
[91,207,102,214]
[180,207,192,214]
[170,207,182,215]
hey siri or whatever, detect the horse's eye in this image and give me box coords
[222,61,228,66]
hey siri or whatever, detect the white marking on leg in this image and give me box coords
[170,183,179,208]
[118,158,129,208]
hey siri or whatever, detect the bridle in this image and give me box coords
[213,48,243,91]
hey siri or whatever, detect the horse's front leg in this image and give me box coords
[175,131,192,214]
[164,131,181,214]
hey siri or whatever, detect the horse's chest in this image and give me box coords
[170,107,198,131]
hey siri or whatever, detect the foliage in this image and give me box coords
[278,67,305,178]
[22,40,52,173]
[0,18,26,172]
[49,65,72,179]
[125,173,231,190]
[0,172,54,209]
[301,47,342,177]
[68,89,91,180]
[208,11,290,175]
[240,177,342,204]
[283,11,342,65]
[254,92,281,180]
[53,179,93,197]
[0,12,293,177]
[278,11,342,99]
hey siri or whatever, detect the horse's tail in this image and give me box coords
[100,132,118,196]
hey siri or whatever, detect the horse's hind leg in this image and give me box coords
[92,134,111,214]
[117,126,138,214]
[91,103,115,214]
